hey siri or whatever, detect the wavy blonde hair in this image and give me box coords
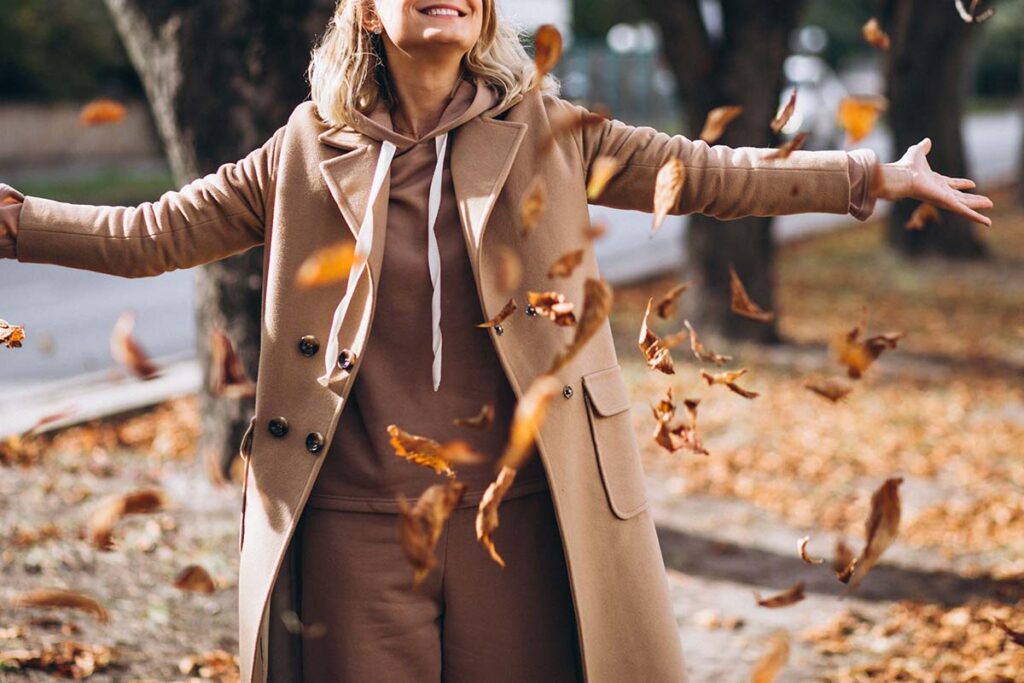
[308,0,558,128]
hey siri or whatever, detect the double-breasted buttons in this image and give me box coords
[562,384,574,399]
[337,348,356,371]
[494,324,504,336]
[268,417,289,438]
[298,335,320,357]
[525,304,537,317]
[305,432,325,453]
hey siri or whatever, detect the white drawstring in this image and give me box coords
[427,133,449,391]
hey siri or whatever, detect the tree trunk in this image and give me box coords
[879,0,987,258]
[641,0,803,342]
[102,0,335,479]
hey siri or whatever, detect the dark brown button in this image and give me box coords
[525,304,537,317]
[305,432,325,453]
[562,384,574,399]
[494,324,504,336]
[298,335,320,357]
[337,348,356,371]
[268,417,289,438]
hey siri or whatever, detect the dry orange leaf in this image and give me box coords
[955,0,995,23]
[173,565,217,594]
[478,298,518,329]
[684,320,732,367]
[651,388,707,455]
[399,480,467,585]
[494,246,523,292]
[765,133,809,161]
[453,404,495,430]
[497,374,561,471]
[11,588,110,623]
[639,299,675,375]
[548,278,614,374]
[79,98,127,126]
[751,630,790,683]
[587,156,624,201]
[833,539,858,584]
[805,377,854,403]
[700,368,759,399]
[699,106,743,144]
[539,107,609,156]
[771,89,798,134]
[993,618,1024,646]
[547,249,585,279]
[798,537,826,565]
[0,318,25,348]
[387,424,486,477]
[111,310,160,381]
[862,18,891,50]
[476,465,517,567]
[209,328,256,399]
[528,291,577,326]
[837,96,888,143]
[652,158,685,234]
[533,24,563,86]
[520,177,546,237]
[755,581,806,608]
[296,241,361,288]
[582,219,609,242]
[86,488,168,550]
[729,265,775,323]
[905,202,941,230]
[654,280,694,319]
[843,477,903,595]
[833,310,904,379]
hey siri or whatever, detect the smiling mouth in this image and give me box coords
[419,5,466,18]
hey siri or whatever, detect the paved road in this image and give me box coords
[0,111,1018,388]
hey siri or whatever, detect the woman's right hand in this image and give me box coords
[0,183,24,258]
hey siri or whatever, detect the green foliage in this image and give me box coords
[0,0,140,101]
[572,0,648,43]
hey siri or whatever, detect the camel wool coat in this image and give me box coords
[11,87,863,683]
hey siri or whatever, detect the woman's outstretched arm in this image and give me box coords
[0,125,286,278]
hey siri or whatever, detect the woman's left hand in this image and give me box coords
[875,138,993,227]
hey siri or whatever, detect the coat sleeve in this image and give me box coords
[554,97,869,221]
[13,125,285,278]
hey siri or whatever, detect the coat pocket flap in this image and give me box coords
[582,365,632,416]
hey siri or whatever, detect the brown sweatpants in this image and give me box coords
[295,488,583,682]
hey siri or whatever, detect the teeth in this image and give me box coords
[425,7,460,16]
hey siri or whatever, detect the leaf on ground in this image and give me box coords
[173,565,217,594]
[11,588,110,623]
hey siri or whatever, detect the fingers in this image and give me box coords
[942,175,976,190]
[917,137,932,155]
[954,191,993,210]
[942,193,992,227]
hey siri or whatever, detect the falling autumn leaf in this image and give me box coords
[111,311,161,381]
[476,465,517,567]
[729,265,775,323]
[699,106,743,144]
[494,246,523,293]
[79,98,127,126]
[209,328,256,399]
[833,310,905,379]
[528,291,577,326]
[684,320,732,367]
[497,374,561,471]
[296,241,361,288]
[755,582,806,608]
[547,249,585,279]
[453,404,495,430]
[399,481,467,586]
[639,299,675,375]
[905,202,941,230]
[833,539,858,584]
[173,565,217,594]
[795,537,825,566]
[751,630,790,683]
[651,388,707,455]
[539,107,609,156]
[955,0,995,23]
[582,219,609,242]
[86,488,168,550]
[771,89,798,134]
[533,24,563,87]
[843,477,903,595]
[478,298,518,329]
[837,95,888,144]
[765,133,809,161]
[11,588,110,623]
[654,280,694,319]
[993,618,1024,647]
[700,368,759,399]
[652,158,685,234]
[587,156,624,201]
[0,318,25,348]
[862,18,891,50]
[548,278,614,374]
[387,424,487,477]
[520,177,546,237]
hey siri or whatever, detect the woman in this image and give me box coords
[0,1,992,681]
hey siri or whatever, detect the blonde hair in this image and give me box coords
[308,0,558,128]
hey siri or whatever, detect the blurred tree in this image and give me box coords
[874,0,987,257]
[639,0,805,342]
[571,0,647,42]
[102,0,335,479]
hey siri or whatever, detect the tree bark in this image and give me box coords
[102,0,335,478]
[877,0,987,258]
[641,0,803,343]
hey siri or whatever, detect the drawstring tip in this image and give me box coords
[316,374,331,389]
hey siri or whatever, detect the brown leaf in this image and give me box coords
[862,18,891,50]
[533,24,563,86]
[295,241,361,289]
[478,298,518,329]
[399,481,467,586]
[11,588,110,623]
[700,368,759,399]
[843,477,903,594]
[475,465,517,567]
[582,219,609,242]
[751,630,790,683]
[209,328,256,399]
[651,388,707,456]
[0,641,115,678]
[699,106,743,144]
[639,299,675,375]
[539,107,609,156]
[548,278,614,374]
[547,249,585,279]
[764,133,809,161]
[173,565,217,594]
[178,649,239,679]
[993,618,1024,647]
[587,156,624,201]
[528,290,577,326]
[111,311,161,380]
[837,95,888,144]
[804,377,854,403]
[771,89,798,134]
[453,404,495,430]
[497,374,562,471]
[905,202,941,230]
[798,537,826,565]
[833,539,858,584]
[729,265,775,323]
[833,309,904,379]
[955,0,995,23]
[685,320,732,367]
[79,98,127,126]
[86,488,168,550]
[494,246,523,292]
[0,318,25,348]
[654,280,694,319]
[387,424,487,477]
[755,581,806,608]
[652,158,685,234]
[520,177,546,237]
